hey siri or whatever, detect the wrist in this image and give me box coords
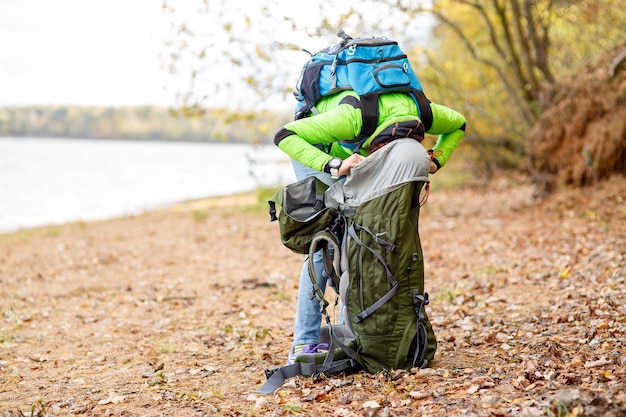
[428,149,442,172]
[325,157,342,179]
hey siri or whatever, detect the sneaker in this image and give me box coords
[287,343,330,365]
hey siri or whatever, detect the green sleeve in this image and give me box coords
[427,102,466,167]
[277,103,362,172]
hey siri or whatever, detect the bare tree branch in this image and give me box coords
[431,9,534,124]
[524,0,554,83]
[456,0,508,61]
[491,0,532,104]
[509,0,540,98]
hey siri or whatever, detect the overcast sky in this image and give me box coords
[0,0,174,107]
[0,1,416,109]
[0,0,329,109]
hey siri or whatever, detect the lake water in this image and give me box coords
[0,137,296,233]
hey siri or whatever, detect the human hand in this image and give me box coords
[339,153,365,176]
[428,149,442,174]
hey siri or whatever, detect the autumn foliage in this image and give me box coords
[528,44,626,193]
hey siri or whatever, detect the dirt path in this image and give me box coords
[1,174,624,416]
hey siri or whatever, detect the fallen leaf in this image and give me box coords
[338,392,352,405]
[97,395,125,405]
[522,406,543,417]
[387,391,402,408]
[417,368,438,377]
[467,384,480,394]
[254,397,267,410]
[362,400,380,417]
[556,389,580,403]
[409,390,429,400]
[584,357,611,368]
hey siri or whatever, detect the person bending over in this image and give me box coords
[273,90,466,364]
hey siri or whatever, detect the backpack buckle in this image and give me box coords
[264,367,279,380]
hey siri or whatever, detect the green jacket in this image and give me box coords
[274,91,466,173]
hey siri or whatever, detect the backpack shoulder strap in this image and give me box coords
[356,89,433,140]
[358,93,380,139]
[414,90,433,131]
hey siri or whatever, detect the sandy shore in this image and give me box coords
[1,176,624,416]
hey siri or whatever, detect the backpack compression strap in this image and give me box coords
[412,291,430,368]
[348,223,399,323]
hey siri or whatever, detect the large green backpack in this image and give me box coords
[261,177,437,394]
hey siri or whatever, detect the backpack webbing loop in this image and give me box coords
[352,223,398,253]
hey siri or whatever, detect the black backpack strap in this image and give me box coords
[357,93,380,139]
[268,187,284,222]
[295,62,326,120]
[413,90,433,131]
[268,200,277,221]
[411,290,430,368]
[350,90,432,141]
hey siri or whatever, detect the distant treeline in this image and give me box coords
[0,106,291,144]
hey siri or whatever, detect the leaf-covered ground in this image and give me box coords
[1,174,624,416]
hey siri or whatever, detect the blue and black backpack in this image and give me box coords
[293,30,433,139]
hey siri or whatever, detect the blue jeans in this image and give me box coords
[291,160,336,346]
